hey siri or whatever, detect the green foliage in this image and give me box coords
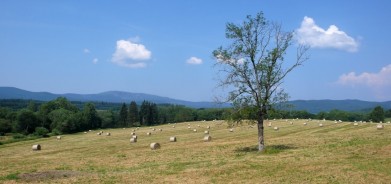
[99,110,116,128]
[34,127,49,137]
[369,106,385,122]
[119,103,128,127]
[128,101,138,126]
[0,118,12,134]
[15,109,40,135]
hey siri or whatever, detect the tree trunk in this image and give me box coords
[257,113,265,151]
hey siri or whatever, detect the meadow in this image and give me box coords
[0,119,390,183]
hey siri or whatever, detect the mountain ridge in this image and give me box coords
[0,87,229,108]
[1,87,390,113]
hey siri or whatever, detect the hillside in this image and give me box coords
[0,120,390,183]
[0,87,230,109]
[1,87,391,112]
[289,99,391,114]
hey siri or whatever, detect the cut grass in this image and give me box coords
[0,120,390,183]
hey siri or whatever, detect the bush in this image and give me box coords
[34,127,49,137]
[12,133,26,139]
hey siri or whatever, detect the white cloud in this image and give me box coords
[336,64,391,99]
[83,48,90,53]
[337,64,391,87]
[111,40,152,68]
[187,57,203,65]
[295,16,359,52]
[92,58,98,64]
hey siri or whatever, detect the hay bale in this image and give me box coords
[84,131,87,134]
[204,130,209,134]
[188,126,191,129]
[147,132,151,136]
[229,128,233,132]
[319,124,323,127]
[193,129,197,132]
[152,128,156,131]
[132,135,137,139]
[159,129,162,132]
[290,122,293,125]
[169,136,177,142]
[273,127,279,131]
[106,132,111,136]
[32,144,41,151]
[303,123,307,126]
[354,123,359,126]
[377,124,384,130]
[204,135,212,142]
[97,132,101,135]
[56,136,61,140]
[131,132,136,136]
[268,122,272,127]
[130,137,137,143]
[206,126,210,129]
[172,125,175,128]
[150,142,161,150]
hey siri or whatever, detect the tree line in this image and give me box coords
[0,97,228,136]
[0,97,390,137]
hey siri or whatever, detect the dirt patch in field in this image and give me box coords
[18,170,82,182]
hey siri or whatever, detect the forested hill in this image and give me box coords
[1,87,391,112]
[0,87,230,109]
[288,99,391,114]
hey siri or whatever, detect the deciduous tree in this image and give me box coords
[213,12,309,151]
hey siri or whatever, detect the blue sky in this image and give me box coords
[1,0,390,102]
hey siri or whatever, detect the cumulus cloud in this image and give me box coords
[336,64,391,99]
[92,58,98,64]
[111,40,152,68]
[337,64,391,87]
[295,16,359,52]
[83,48,90,53]
[187,57,203,65]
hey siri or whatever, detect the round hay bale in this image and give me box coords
[319,124,323,127]
[204,130,209,134]
[32,144,41,151]
[150,142,161,150]
[268,122,272,127]
[273,127,279,131]
[353,123,359,126]
[152,128,156,131]
[193,129,197,132]
[169,136,177,142]
[303,123,307,126]
[159,129,162,132]
[147,132,151,136]
[290,122,293,125]
[188,126,191,129]
[172,125,175,128]
[97,132,101,135]
[229,128,233,132]
[100,131,103,134]
[84,131,87,134]
[206,126,210,129]
[130,137,137,143]
[132,135,137,139]
[106,132,111,136]
[203,135,212,142]
[377,124,384,130]
[131,132,136,136]
[56,136,61,140]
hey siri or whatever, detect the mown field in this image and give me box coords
[0,119,390,183]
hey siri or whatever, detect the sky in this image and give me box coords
[1,0,391,102]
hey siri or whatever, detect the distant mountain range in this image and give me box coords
[0,87,230,109]
[0,87,390,113]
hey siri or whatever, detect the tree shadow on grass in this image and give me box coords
[235,144,296,154]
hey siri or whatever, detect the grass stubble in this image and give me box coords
[0,120,390,183]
